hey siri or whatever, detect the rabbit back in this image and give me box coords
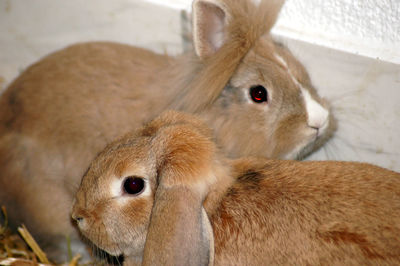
[0,42,172,143]
[210,158,400,265]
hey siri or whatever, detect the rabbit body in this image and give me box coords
[0,0,334,260]
[72,111,400,266]
[211,159,400,265]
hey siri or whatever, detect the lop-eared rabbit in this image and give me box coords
[0,0,333,260]
[72,110,400,265]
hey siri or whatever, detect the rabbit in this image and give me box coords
[72,110,400,266]
[0,0,335,261]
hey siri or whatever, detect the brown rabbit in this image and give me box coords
[72,110,400,266]
[0,0,334,260]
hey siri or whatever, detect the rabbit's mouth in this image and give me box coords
[281,141,312,160]
[72,216,126,257]
[282,127,330,160]
[293,141,318,160]
[307,114,337,159]
[294,123,336,160]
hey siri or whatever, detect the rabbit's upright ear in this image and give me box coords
[192,0,228,58]
[142,123,217,266]
[192,0,285,59]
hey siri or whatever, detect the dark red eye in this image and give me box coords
[123,176,145,195]
[249,85,268,103]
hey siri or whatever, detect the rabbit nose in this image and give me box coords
[71,207,87,224]
[71,212,88,229]
[308,113,329,135]
[71,212,83,222]
[308,111,329,137]
[302,89,329,133]
[73,215,84,223]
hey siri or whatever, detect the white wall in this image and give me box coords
[0,0,399,171]
[160,0,400,64]
[276,0,400,64]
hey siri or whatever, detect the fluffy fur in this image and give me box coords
[73,110,400,265]
[0,0,334,260]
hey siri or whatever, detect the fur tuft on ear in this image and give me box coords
[139,110,213,140]
[173,0,286,112]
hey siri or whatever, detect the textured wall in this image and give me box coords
[163,0,400,64]
[276,0,400,64]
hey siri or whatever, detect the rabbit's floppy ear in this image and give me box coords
[142,122,217,266]
[142,186,214,266]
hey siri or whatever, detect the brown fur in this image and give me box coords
[0,0,334,260]
[211,159,400,265]
[72,111,400,265]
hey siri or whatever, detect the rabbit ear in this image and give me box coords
[142,124,217,265]
[192,0,228,58]
[143,187,214,266]
[192,0,285,59]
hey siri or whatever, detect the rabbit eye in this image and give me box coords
[123,176,145,195]
[249,85,268,103]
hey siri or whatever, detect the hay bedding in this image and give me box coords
[0,206,84,266]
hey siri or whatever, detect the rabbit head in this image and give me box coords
[72,111,231,264]
[173,0,334,160]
